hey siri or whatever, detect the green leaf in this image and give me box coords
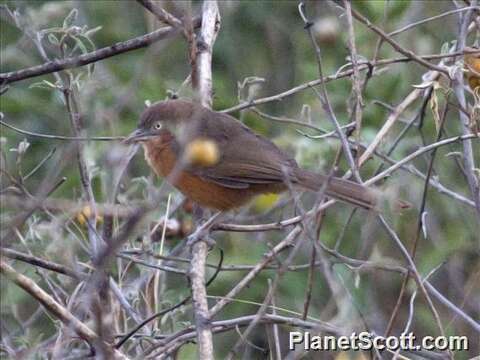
[63,8,78,29]
[440,41,450,55]
[84,26,102,38]
[29,80,57,90]
[80,34,96,52]
[48,33,59,46]
[71,35,88,55]
[41,27,65,35]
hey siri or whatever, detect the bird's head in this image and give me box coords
[124,99,196,145]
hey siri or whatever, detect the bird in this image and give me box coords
[124,99,379,211]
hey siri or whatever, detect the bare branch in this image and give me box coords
[136,0,183,29]
[221,50,478,114]
[196,1,221,108]
[187,2,221,359]
[358,82,432,166]
[378,216,450,356]
[0,18,201,85]
[299,2,361,182]
[343,0,364,152]
[0,247,83,279]
[333,0,450,76]
[0,118,124,141]
[210,226,302,316]
[0,261,130,359]
[388,6,480,37]
[451,2,480,216]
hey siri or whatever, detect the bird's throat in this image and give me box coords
[143,133,179,178]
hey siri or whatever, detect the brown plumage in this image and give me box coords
[125,99,378,211]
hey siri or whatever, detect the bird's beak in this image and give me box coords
[123,128,154,144]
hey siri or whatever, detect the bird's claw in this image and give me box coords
[186,232,216,248]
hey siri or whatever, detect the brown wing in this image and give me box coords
[184,109,299,189]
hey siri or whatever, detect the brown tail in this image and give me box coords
[295,169,377,210]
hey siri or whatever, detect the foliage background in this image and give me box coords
[1,1,479,359]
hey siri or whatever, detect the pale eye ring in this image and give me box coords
[154,122,162,130]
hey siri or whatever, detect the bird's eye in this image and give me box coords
[153,122,162,130]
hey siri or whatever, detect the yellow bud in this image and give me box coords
[253,193,279,212]
[76,206,103,226]
[184,138,220,167]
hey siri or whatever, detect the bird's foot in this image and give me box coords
[186,211,222,248]
[186,232,216,248]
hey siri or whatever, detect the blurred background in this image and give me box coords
[1,1,479,359]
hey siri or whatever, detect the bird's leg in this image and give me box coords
[166,206,218,257]
[186,211,222,248]
[192,202,206,222]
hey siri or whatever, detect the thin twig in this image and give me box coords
[424,281,480,333]
[385,94,451,337]
[378,216,450,358]
[149,313,340,358]
[299,2,361,182]
[367,134,479,185]
[136,0,183,29]
[301,245,316,321]
[0,261,129,359]
[116,250,224,350]
[343,0,364,161]
[210,226,302,316]
[388,6,480,37]
[267,279,282,360]
[0,119,124,141]
[333,0,450,76]
[0,247,84,280]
